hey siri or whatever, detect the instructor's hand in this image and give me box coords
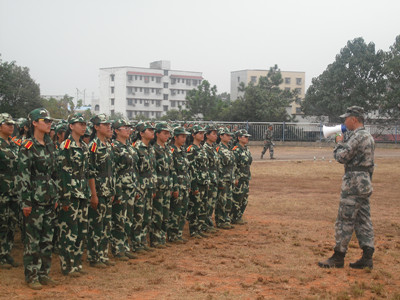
[91,194,99,210]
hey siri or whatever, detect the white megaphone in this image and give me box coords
[322,124,347,138]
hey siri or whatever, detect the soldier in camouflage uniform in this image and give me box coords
[319,106,375,269]
[16,108,58,289]
[111,118,136,260]
[231,129,252,225]
[215,127,235,229]
[261,124,275,159]
[203,125,220,231]
[168,127,191,243]
[0,113,21,269]
[87,114,116,268]
[150,122,173,248]
[132,122,157,252]
[187,125,210,238]
[57,113,90,276]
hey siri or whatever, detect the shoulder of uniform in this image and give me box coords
[131,141,136,147]
[63,139,72,150]
[216,146,220,152]
[232,145,238,151]
[90,142,97,152]
[171,147,175,153]
[23,140,34,150]
[187,145,193,152]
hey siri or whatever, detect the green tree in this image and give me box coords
[0,56,43,117]
[186,80,220,120]
[302,37,386,122]
[381,35,400,120]
[41,95,75,120]
[223,65,294,122]
[160,108,191,121]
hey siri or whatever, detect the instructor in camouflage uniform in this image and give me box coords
[17,108,58,289]
[319,106,375,269]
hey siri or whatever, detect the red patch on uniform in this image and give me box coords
[91,142,97,152]
[64,139,71,149]
[24,141,33,149]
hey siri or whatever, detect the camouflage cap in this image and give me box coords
[0,113,15,125]
[236,129,251,137]
[28,108,53,122]
[340,106,365,119]
[204,124,217,133]
[68,112,86,124]
[136,121,155,132]
[155,121,171,132]
[218,127,233,136]
[55,122,68,133]
[90,113,111,125]
[17,117,28,127]
[173,126,190,137]
[84,126,92,136]
[191,124,206,134]
[113,118,131,129]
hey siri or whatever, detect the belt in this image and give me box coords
[345,166,372,173]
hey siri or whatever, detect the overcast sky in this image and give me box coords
[1,0,399,103]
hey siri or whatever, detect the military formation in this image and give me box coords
[0,109,253,290]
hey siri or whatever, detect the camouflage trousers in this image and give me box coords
[132,189,153,250]
[150,189,170,246]
[0,195,19,264]
[168,189,189,241]
[215,181,233,226]
[188,185,207,235]
[58,198,88,274]
[23,205,55,283]
[111,190,132,256]
[261,142,274,158]
[206,184,218,228]
[87,196,112,263]
[334,195,374,253]
[231,179,249,222]
[124,192,135,253]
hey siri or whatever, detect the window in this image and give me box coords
[134,87,138,92]
[144,111,149,117]
[163,105,168,111]
[177,90,180,94]
[111,98,114,106]
[127,87,133,94]
[163,83,168,88]
[296,78,302,85]
[171,90,176,96]
[144,88,149,94]
[285,77,291,84]
[156,89,161,95]
[111,87,114,94]
[95,105,100,111]
[144,76,149,83]
[111,110,114,116]
[192,79,197,85]
[134,99,138,104]
[171,101,176,108]
[139,76,142,80]
[151,100,154,105]
[237,77,240,83]
[163,94,168,100]
[127,99,133,106]
[164,70,168,76]
[151,111,154,116]
[156,100,161,107]
[295,88,301,95]
[156,112,161,118]
[110,74,115,81]
[186,79,191,86]
[135,75,138,80]
[139,99,142,104]
[127,110,133,118]
[177,78,180,83]
[144,101,149,107]
[171,78,176,85]
[156,77,161,83]
[251,76,257,83]
[139,88,142,92]
[128,75,132,81]
[151,76,154,81]
[151,88,154,93]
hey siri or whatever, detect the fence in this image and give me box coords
[187,121,399,144]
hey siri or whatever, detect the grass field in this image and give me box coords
[1,146,399,299]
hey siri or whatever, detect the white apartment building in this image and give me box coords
[230,69,306,115]
[98,60,203,119]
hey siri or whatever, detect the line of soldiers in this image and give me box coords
[0,109,253,290]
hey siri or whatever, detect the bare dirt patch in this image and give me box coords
[1,146,399,299]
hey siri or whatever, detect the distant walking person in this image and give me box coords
[318,106,375,269]
[261,124,275,159]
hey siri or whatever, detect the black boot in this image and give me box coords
[349,247,374,269]
[318,251,345,268]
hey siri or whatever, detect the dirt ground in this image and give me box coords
[1,146,399,300]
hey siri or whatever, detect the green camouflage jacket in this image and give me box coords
[153,143,173,191]
[113,140,137,195]
[203,142,219,185]
[57,135,90,206]
[186,144,209,189]
[170,144,191,192]
[0,136,19,197]
[216,142,235,183]
[17,136,58,208]
[232,144,252,181]
[134,140,157,195]
[88,136,115,198]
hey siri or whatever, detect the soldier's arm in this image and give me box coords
[17,146,33,211]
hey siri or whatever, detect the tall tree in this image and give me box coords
[381,35,400,120]
[186,80,220,120]
[0,56,43,117]
[302,38,386,122]
[223,65,294,122]
[42,95,75,119]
